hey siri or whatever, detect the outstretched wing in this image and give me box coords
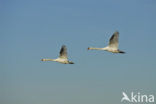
[59,45,68,59]
[108,31,119,49]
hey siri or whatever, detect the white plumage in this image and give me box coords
[41,45,74,64]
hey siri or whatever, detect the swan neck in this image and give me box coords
[41,59,55,61]
[103,47,108,50]
[89,47,103,50]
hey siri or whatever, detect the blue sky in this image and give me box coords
[1,0,156,104]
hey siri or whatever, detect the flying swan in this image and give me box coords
[41,45,74,64]
[88,31,125,53]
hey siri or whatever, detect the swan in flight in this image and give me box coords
[88,31,125,53]
[41,45,74,64]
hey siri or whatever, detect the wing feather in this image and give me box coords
[59,45,67,59]
[108,31,119,49]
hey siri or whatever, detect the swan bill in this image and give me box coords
[41,59,45,61]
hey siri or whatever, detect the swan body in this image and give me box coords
[88,31,125,53]
[41,45,74,64]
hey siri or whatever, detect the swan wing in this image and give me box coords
[108,31,119,49]
[59,45,68,59]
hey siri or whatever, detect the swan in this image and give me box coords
[88,31,125,53]
[41,45,74,64]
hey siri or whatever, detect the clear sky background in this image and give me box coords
[0,0,156,104]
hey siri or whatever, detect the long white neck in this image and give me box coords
[88,47,105,50]
[41,59,56,61]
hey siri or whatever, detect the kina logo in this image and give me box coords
[121,92,154,103]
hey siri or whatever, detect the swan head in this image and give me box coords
[41,59,46,61]
[87,47,91,50]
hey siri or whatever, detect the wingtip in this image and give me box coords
[115,30,119,33]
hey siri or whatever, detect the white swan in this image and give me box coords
[88,31,125,53]
[41,45,74,64]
